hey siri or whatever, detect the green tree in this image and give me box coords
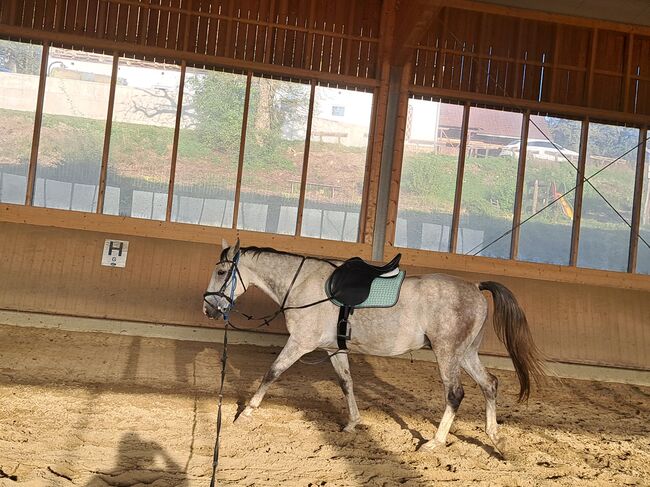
[0,40,41,75]
[190,71,248,153]
[190,72,309,168]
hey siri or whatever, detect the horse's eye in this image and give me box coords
[217,270,226,276]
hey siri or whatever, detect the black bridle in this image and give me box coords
[202,250,245,320]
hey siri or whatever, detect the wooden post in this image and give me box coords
[510,110,530,259]
[379,62,411,253]
[165,61,187,222]
[628,127,647,273]
[570,118,590,266]
[24,42,49,206]
[295,81,316,236]
[449,101,471,253]
[96,52,120,214]
[231,71,253,229]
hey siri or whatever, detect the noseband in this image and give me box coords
[203,251,246,319]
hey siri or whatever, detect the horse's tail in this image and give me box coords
[479,281,545,402]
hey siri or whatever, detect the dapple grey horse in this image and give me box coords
[203,239,545,454]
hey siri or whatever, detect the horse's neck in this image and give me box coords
[242,253,310,305]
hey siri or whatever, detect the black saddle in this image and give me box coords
[326,254,402,350]
[327,254,402,307]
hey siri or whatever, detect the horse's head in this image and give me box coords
[203,238,246,320]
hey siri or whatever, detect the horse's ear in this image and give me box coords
[227,238,240,259]
[221,238,229,250]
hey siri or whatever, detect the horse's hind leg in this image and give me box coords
[237,337,310,421]
[461,351,505,454]
[330,352,361,432]
[421,350,464,451]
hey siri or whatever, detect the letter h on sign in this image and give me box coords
[102,239,129,268]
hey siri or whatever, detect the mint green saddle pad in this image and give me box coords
[328,271,406,309]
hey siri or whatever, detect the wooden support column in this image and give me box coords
[295,82,316,236]
[165,61,187,221]
[231,71,253,229]
[511,110,530,259]
[449,101,471,253]
[96,52,120,214]
[628,127,648,272]
[570,118,590,266]
[24,42,49,206]
[381,63,412,254]
[363,0,397,249]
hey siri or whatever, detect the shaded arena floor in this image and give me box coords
[0,324,648,486]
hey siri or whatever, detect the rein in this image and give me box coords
[204,252,342,486]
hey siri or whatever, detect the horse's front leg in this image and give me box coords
[330,352,361,432]
[237,337,310,421]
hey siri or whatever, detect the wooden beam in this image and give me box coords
[96,52,120,214]
[362,0,397,245]
[384,64,413,246]
[0,24,380,89]
[623,33,634,113]
[449,101,471,253]
[231,71,253,230]
[0,204,373,260]
[408,84,650,127]
[165,61,187,222]
[24,42,49,206]
[294,81,316,236]
[391,0,440,66]
[570,119,590,267]
[586,28,598,107]
[510,110,530,259]
[549,25,561,103]
[420,0,650,37]
[628,127,647,273]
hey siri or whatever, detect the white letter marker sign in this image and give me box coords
[102,239,129,268]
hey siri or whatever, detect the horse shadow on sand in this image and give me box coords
[84,432,187,487]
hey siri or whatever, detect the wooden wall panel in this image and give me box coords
[0,222,286,333]
[0,222,648,370]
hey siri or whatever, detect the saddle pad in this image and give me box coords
[328,271,406,309]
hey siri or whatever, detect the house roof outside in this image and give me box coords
[438,103,551,139]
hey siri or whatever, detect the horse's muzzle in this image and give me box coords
[203,296,224,320]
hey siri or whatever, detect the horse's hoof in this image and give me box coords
[234,407,254,423]
[492,436,507,456]
[419,439,445,451]
[343,422,359,433]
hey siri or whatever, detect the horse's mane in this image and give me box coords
[221,245,335,265]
